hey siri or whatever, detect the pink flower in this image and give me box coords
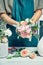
[20,31,31,38]
[20,32,27,38]
[20,49,30,57]
[26,25,30,29]
[17,25,25,32]
[26,28,31,33]
[29,52,37,59]
[20,49,37,58]
[26,25,31,33]
[17,25,32,39]
[26,34,32,38]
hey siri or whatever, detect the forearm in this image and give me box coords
[0,13,18,25]
[31,9,42,24]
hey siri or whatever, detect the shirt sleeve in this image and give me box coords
[0,0,6,14]
[38,0,43,9]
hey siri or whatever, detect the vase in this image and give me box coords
[37,37,43,56]
[0,42,8,58]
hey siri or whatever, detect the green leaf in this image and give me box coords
[7,54,13,59]
[32,25,38,31]
[7,56,12,59]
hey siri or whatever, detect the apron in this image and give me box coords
[7,0,38,47]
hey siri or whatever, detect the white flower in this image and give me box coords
[4,28,12,37]
[25,18,30,23]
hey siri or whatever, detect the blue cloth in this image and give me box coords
[7,0,38,47]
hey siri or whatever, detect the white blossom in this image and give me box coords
[4,28,12,37]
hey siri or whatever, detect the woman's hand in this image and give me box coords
[30,9,42,24]
[30,19,35,25]
[20,21,28,26]
[13,21,19,27]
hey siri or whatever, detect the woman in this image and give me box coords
[0,0,43,47]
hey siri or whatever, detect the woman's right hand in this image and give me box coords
[20,21,28,26]
[12,21,19,27]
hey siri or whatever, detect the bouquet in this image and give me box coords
[16,18,38,41]
[0,22,12,43]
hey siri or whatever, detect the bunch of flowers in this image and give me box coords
[7,48,37,59]
[16,18,38,41]
[0,22,12,43]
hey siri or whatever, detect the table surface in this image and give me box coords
[0,56,43,65]
[0,47,43,65]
